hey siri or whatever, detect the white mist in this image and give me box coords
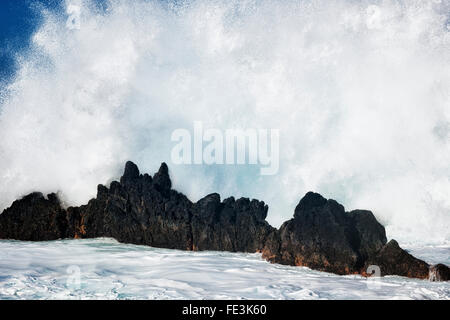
[0,0,449,245]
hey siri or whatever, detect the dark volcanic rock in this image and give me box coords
[429,264,450,282]
[152,162,172,195]
[0,192,68,241]
[75,162,194,249]
[121,160,140,182]
[191,194,274,252]
[0,161,447,281]
[347,209,387,264]
[365,240,430,279]
[4,162,273,254]
[263,192,387,275]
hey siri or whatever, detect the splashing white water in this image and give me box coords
[0,0,449,244]
[0,238,448,300]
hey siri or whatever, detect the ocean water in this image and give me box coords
[0,238,448,300]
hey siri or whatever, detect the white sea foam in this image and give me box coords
[0,0,449,244]
[0,238,448,300]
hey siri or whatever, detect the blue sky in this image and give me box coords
[0,0,142,83]
[0,0,115,83]
[0,1,60,82]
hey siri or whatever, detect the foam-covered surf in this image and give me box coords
[0,238,448,300]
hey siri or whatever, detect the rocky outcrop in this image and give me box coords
[262,192,387,275]
[364,240,430,279]
[192,193,274,252]
[0,161,447,281]
[70,162,194,250]
[0,192,68,241]
[429,264,450,282]
[66,162,274,252]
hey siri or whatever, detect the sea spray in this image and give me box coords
[0,0,449,244]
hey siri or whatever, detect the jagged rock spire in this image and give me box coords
[120,161,140,184]
[153,162,171,195]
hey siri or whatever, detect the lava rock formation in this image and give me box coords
[0,161,447,281]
